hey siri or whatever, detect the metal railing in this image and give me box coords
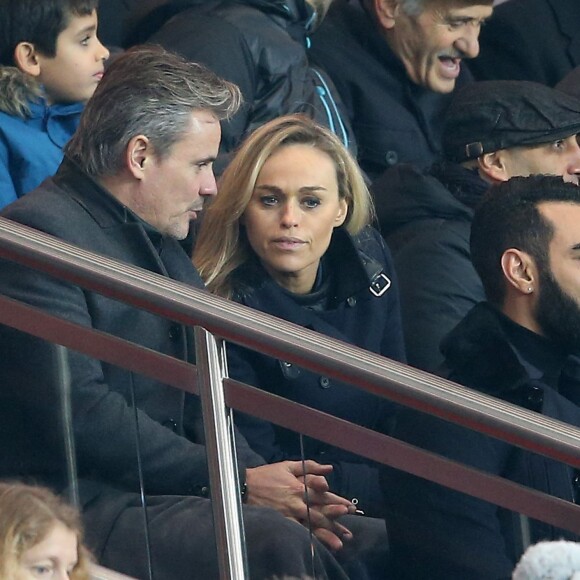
[1,216,580,577]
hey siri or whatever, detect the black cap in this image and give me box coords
[443,80,580,163]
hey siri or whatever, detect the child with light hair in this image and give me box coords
[0,482,92,579]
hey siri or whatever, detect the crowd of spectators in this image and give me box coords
[1,0,580,578]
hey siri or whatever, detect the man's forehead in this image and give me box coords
[539,201,580,241]
[522,134,576,150]
[432,2,493,20]
[426,0,493,14]
[428,0,493,7]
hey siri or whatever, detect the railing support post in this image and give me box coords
[195,326,248,579]
[55,344,80,510]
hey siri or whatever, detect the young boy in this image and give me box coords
[0,0,109,209]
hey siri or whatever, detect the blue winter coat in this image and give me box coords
[0,67,83,208]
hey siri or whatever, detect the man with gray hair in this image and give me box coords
[311,0,494,180]
[0,45,353,579]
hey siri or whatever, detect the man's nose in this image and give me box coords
[565,137,580,182]
[200,171,218,197]
[455,26,481,59]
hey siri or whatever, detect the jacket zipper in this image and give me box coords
[311,68,349,149]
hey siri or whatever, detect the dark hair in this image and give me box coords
[65,44,242,177]
[0,0,98,66]
[470,175,580,306]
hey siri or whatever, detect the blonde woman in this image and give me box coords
[195,115,405,517]
[0,482,92,579]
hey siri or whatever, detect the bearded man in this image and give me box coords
[382,175,580,579]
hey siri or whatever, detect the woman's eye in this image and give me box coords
[31,565,53,577]
[260,196,278,206]
[303,198,321,208]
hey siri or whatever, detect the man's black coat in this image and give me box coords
[471,0,580,87]
[382,303,580,579]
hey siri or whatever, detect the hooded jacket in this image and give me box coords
[127,0,355,172]
[0,67,83,209]
[372,162,488,372]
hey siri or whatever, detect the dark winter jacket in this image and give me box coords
[470,0,580,87]
[127,0,355,172]
[310,0,473,180]
[228,226,406,514]
[0,67,83,208]
[96,0,138,48]
[0,158,264,505]
[374,162,488,372]
[383,303,580,579]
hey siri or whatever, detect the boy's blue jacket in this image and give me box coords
[0,67,83,209]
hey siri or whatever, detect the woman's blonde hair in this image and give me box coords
[0,482,92,579]
[194,114,374,298]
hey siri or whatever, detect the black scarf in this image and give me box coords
[430,162,490,211]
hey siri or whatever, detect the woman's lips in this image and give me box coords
[271,237,306,250]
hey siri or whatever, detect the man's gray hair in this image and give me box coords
[370,0,492,17]
[396,0,427,15]
[65,45,242,177]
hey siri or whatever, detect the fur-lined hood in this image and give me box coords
[0,66,43,118]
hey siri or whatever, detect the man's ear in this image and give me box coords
[477,151,510,183]
[13,42,41,77]
[126,135,152,179]
[501,248,537,295]
[373,0,399,29]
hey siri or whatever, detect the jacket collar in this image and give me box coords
[546,0,580,64]
[235,226,384,305]
[0,66,84,119]
[169,0,312,24]
[53,157,201,284]
[375,163,475,234]
[440,302,568,397]
[0,66,43,118]
[327,226,386,300]
[430,162,490,211]
[54,157,141,230]
[547,0,580,41]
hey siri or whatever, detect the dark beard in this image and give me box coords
[535,269,580,351]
